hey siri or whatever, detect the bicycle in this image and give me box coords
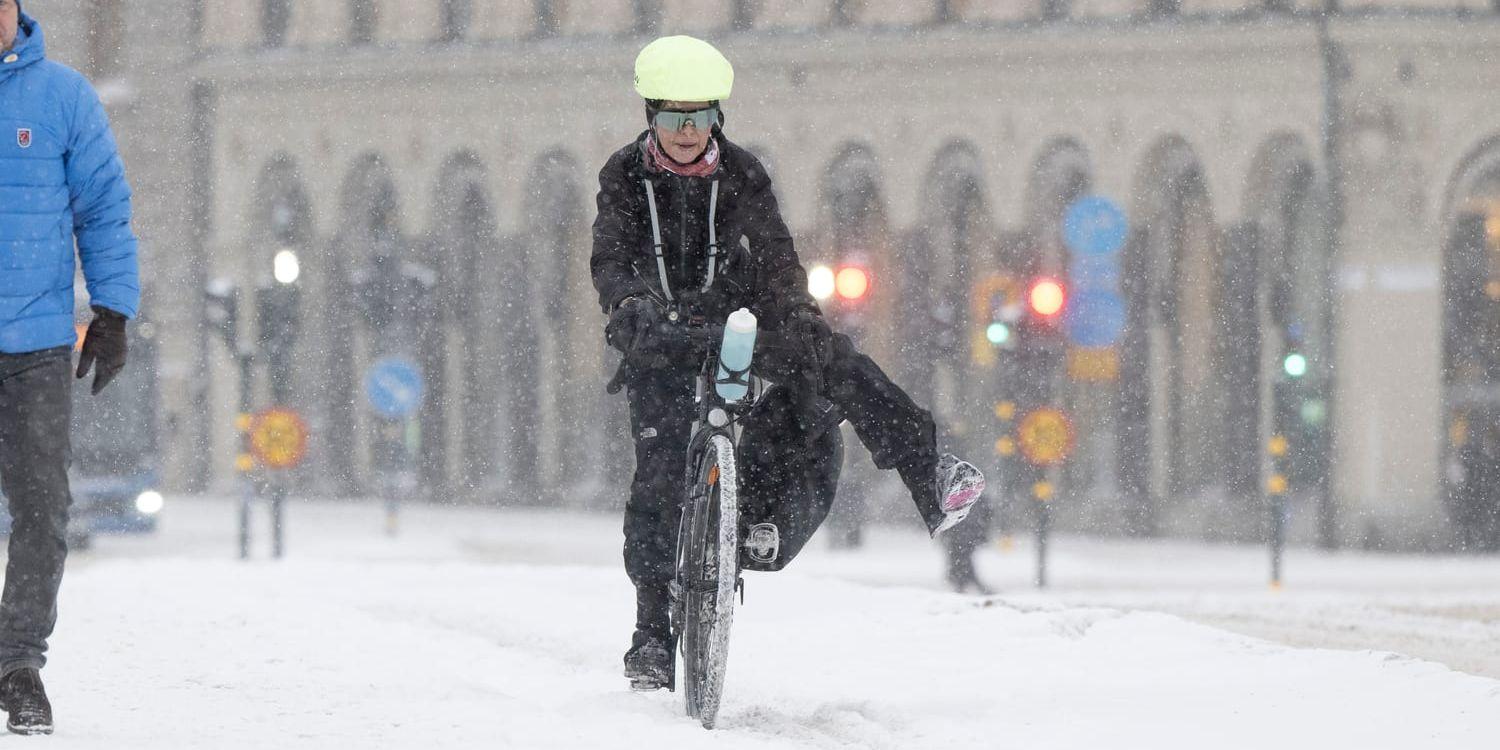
[649,310,834,729]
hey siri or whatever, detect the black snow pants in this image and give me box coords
[0,348,73,675]
[622,332,939,640]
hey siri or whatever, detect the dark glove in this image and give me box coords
[784,307,833,364]
[76,306,128,395]
[605,296,659,355]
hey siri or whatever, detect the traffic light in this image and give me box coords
[809,260,873,336]
[203,279,240,353]
[809,262,871,305]
[985,321,1013,347]
[834,266,870,303]
[1282,351,1308,379]
[1027,277,1066,321]
[1015,275,1068,347]
[258,249,303,404]
[1009,274,1069,413]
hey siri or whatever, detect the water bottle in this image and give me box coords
[715,308,758,403]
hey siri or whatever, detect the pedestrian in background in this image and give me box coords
[0,0,139,735]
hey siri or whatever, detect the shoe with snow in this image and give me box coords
[930,454,986,537]
[744,522,780,565]
[948,569,996,596]
[623,633,674,692]
[0,668,52,736]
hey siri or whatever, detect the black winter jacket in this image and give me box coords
[591,131,817,328]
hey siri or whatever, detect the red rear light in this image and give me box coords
[1028,278,1065,318]
[835,266,870,301]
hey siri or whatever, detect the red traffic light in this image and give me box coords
[835,266,870,301]
[1028,277,1066,318]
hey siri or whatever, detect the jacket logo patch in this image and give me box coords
[16,129,30,149]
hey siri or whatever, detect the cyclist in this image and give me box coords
[594,35,986,691]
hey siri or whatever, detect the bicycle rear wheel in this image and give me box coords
[674,433,739,729]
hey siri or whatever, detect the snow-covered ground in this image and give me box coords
[37,496,1500,748]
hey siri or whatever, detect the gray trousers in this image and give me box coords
[0,348,72,675]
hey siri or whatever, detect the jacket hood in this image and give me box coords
[2,0,44,73]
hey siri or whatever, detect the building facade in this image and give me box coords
[29,0,1500,548]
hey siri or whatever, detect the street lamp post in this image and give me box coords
[203,279,258,559]
[1315,6,1347,550]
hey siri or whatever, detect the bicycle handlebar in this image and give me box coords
[647,321,802,353]
[607,319,823,396]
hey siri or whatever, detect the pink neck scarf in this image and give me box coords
[645,133,721,178]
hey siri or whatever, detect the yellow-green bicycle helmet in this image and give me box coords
[634,35,734,102]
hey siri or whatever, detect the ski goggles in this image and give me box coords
[653,106,719,133]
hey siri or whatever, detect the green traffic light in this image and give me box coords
[1283,352,1308,378]
[986,322,1011,345]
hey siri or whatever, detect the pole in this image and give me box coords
[1316,8,1346,550]
[1034,472,1055,589]
[1268,433,1290,589]
[271,477,286,559]
[237,351,254,560]
[385,417,415,537]
[1270,491,1286,588]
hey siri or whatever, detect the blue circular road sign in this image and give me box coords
[1065,290,1127,348]
[365,358,424,420]
[1064,196,1129,257]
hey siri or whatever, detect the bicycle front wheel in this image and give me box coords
[675,433,739,729]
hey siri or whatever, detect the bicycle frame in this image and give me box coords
[667,319,801,728]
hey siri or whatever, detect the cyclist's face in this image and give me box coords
[654,100,712,164]
[0,1,18,54]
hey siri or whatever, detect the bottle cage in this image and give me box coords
[714,361,752,392]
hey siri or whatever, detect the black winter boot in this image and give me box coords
[0,668,53,735]
[623,630,674,692]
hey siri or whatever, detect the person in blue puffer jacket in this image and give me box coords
[0,0,139,735]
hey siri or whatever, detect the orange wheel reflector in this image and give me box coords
[707,465,720,486]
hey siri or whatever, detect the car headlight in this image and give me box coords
[135,490,164,515]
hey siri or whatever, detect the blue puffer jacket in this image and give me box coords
[0,1,139,353]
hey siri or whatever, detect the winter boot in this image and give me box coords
[0,668,52,736]
[623,631,674,692]
[929,454,986,537]
[947,566,996,596]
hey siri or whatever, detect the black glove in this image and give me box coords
[76,306,128,395]
[605,296,659,356]
[784,307,833,364]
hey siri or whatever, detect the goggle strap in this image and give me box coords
[642,179,675,302]
[702,180,720,292]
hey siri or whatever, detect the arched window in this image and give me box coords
[1121,137,1230,534]
[535,0,561,37]
[831,0,856,27]
[731,0,756,30]
[1146,0,1180,18]
[1442,141,1500,549]
[262,0,291,47]
[440,0,472,42]
[350,0,377,45]
[634,0,662,35]
[935,0,956,24]
[426,153,497,494]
